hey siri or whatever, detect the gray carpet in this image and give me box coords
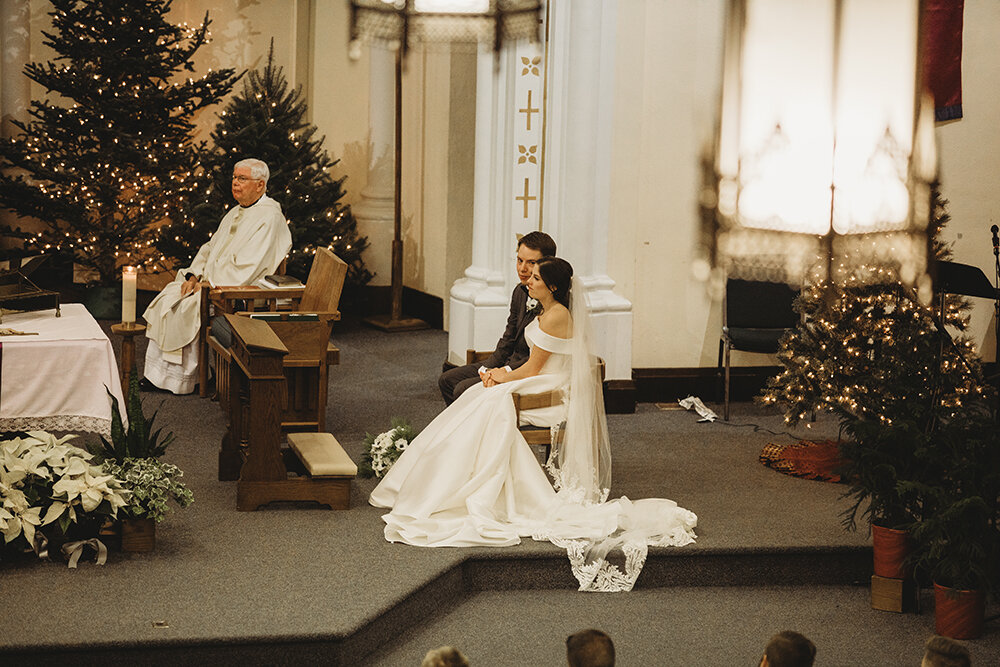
[1,314,997,665]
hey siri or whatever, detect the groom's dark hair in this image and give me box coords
[518,231,556,257]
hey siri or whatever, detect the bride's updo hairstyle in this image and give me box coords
[537,257,573,308]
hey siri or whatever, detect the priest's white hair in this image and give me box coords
[235,157,269,184]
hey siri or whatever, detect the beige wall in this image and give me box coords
[934,0,1000,363]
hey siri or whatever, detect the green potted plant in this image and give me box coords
[101,457,193,552]
[93,370,174,462]
[904,405,1000,639]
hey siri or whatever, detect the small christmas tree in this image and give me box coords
[761,184,990,426]
[0,0,242,286]
[158,44,371,287]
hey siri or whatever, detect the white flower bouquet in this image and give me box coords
[1,431,130,563]
[359,418,418,478]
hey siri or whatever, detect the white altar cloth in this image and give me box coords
[0,304,126,436]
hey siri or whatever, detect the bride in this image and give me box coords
[369,257,697,592]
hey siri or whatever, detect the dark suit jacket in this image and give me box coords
[483,284,537,371]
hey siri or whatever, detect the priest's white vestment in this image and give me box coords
[142,195,291,393]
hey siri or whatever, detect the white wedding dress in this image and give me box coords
[370,313,698,592]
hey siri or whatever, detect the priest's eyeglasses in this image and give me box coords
[232,174,259,183]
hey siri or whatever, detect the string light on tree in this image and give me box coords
[0,0,241,285]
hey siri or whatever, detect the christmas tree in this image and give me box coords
[760,184,990,429]
[158,44,371,287]
[0,0,241,286]
[760,185,995,529]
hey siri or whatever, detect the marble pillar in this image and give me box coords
[541,0,633,382]
[447,37,545,366]
[1,0,31,138]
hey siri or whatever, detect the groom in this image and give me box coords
[438,231,557,405]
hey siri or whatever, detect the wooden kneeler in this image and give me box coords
[221,314,357,511]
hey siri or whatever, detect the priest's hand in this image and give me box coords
[180,276,201,297]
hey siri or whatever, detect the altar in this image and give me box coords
[0,304,126,436]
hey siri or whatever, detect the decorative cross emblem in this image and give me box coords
[519,90,539,132]
[516,178,536,219]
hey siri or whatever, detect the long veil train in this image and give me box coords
[532,277,697,592]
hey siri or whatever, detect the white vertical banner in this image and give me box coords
[511,41,544,238]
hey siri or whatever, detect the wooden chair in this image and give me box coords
[512,359,605,467]
[206,248,348,432]
[466,349,492,365]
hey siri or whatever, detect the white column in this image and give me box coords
[1,0,31,139]
[447,38,544,365]
[352,46,396,287]
[542,0,632,381]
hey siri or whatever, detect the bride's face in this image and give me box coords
[526,268,551,300]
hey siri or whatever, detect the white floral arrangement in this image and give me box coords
[1,431,130,566]
[359,418,418,478]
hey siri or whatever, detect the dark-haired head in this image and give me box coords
[537,257,573,308]
[763,631,815,667]
[566,628,614,667]
[519,231,557,258]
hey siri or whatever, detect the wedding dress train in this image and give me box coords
[369,317,697,592]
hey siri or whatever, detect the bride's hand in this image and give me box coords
[487,368,510,385]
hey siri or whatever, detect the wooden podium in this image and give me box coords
[220,314,355,511]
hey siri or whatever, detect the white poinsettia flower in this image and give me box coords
[395,439,408,450]
[62,457,89,477]
[2,487,29,513]
[42,500,67,526]
[80,487,104,513]
[52,475,87,502]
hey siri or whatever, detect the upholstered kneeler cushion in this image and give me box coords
[287,432,357,478]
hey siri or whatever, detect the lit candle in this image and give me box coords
[122,266,137,325]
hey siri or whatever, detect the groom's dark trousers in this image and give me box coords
[438,283,537,405]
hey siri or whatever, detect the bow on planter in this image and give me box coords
[61,538,108,569]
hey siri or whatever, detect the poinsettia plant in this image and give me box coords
[1,431,129,559]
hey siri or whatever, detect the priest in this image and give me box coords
[141,158,291,394]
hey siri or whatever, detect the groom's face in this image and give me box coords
[516,245,544,285]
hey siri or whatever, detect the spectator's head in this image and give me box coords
[516,232,556,284]
[232,158,269,206]
[921,635,971,667]
[534,256,574,309]
[420,645,469,667]
[566,628,615,667]
[760,631,816,667]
